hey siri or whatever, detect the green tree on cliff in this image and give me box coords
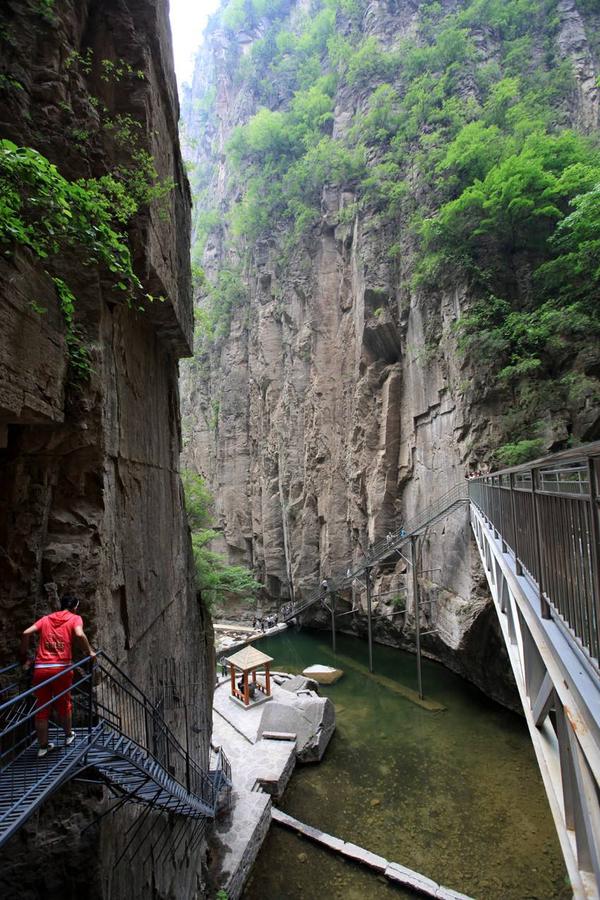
[181,469,262,611]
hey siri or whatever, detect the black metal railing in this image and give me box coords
[365,482,468,566]
[210,742,232,810]
[92,654,217,808]
[279,482,469,622]
[469,442,600,668]
[0,650,230,834]
[0,658,96,815]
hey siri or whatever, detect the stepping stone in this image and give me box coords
[302,664,344,684]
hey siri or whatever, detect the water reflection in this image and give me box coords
[243,629,570,900]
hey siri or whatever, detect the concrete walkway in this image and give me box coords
[211,675,470,899]
[272,808,473,900]
[209,680,298,899]
[212,708,296,797]
[215,622,287,654]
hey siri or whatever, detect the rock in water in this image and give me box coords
[280,674,320,693]
[302,664,344,684]
[258,695,336,763]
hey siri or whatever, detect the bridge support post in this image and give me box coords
[531,473,550,619]
[411,535,424,700]
[365,566,373,673]
[330,590,336,655]
[509,473,523,576]
[587,457,600,662]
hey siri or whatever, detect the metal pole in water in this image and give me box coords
[366,566,374,673]
[331,589,336,654]
[411,535,423,700]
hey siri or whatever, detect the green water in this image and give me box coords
[243,630,570,900]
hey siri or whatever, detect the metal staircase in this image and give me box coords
[279,482,468,623]
[0,652,231,850]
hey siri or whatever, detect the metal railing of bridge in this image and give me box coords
[469,442,600,897]
[0,651,230,849]
[469,442,600,670]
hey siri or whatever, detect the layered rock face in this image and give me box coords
[180,0,599,705]
[0,2,213,896]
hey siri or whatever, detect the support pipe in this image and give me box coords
[411,535,424,700]
[366,566,373,673]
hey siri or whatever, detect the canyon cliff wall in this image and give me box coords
[180,0,600,704]
[0,1,213,897]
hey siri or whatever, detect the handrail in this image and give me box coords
[0,655,95,715]
[279,482,469,623]
[0,649,230,828]
[0,663,19,677]
[366,482,468,564]
[469,442,600,667]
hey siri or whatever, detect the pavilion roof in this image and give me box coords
[225,645,274,672]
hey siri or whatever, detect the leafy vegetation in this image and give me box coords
[188,0,600,454]
[0,140,141,380]
[0,48,172,382]
[495,439,545,466]
[182,469,262,612]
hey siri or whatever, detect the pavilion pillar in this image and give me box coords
[244,671,249,706]
[265,663,271,696]
[230,664,236,698]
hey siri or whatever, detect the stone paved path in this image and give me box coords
[210,681,297,899]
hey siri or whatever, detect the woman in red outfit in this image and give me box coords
[20,594,96,757]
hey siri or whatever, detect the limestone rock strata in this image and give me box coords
[0,2,211,897]
[180,0,599,705]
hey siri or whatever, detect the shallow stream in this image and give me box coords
[242,629,570,900]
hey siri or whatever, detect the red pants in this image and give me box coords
[33,667,73,721]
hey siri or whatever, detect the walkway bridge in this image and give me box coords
[279,443,600,897]
[278,481,469,624]
[0,651,231,859]
[469,443,600,899]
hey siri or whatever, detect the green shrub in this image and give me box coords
[195,0,600,445]
[182,470,262,610]
[495,439,544,467]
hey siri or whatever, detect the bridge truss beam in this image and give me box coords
[471,504,600,899]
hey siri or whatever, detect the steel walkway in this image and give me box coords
[0,652,231,851]
[470,442,600,899]
[279,441,600,897]
[279,482,469,624]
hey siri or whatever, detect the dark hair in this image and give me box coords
[60,594,80,611]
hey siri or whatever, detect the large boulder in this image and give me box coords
[257,695,335,763]
[280,675,320,693]
[303,664,344,684]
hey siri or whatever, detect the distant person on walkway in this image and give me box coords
[321,578,328,594]
[20,594,95,758]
